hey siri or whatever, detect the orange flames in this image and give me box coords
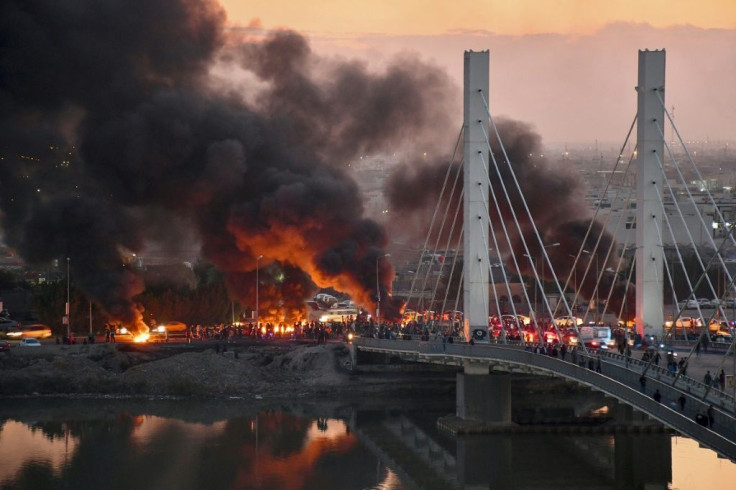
[231,220,394,321]
[115,308,151,343]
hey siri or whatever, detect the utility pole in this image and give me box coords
[66,257,70,339]
[376,254,391,324]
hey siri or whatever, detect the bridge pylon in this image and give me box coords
[462,50,490,341]
[635,49,666,339]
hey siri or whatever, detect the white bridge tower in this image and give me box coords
[635,49,666,338]
[462,51,490,340]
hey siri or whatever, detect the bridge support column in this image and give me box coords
[462,50,490,342]
[609,398,650,424]
[635,49,666,340]
[456,364,511,425]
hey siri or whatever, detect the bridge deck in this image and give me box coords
[354,337,736,462]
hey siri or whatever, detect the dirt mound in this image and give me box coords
[0,341,354,398]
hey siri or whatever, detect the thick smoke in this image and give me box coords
[0,1,457,328]
[385,119,628,315]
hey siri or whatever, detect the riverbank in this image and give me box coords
[0,340,455,400]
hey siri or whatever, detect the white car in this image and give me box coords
[19,338,41,347]
[680,299,699,309]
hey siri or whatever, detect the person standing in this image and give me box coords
[707,405,715,429]
[639,375,647,393]
[653,389,662,403]
[704,370,712,386]
[718,369,726,391]
[678,394,686,412]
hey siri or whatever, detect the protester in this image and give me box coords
[653,389,662,403]
[678,394,686,412]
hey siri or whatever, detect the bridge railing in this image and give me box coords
[599,350,735,413]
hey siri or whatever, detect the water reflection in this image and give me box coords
[0,399,734,489]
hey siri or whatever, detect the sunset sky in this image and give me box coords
[222,1,736,146]
[224,0,736,36]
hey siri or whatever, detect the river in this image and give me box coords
[0,397,733,489]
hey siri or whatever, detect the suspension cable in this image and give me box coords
[478,153,535,339]
[405,127,464,314]
[423,159,464,328]
[430,186,464,329]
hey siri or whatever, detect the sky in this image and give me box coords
[222,0,736,146]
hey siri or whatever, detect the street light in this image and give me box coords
[525,243,560,313]
[66,257,70,339]
[255,255,263,326]
[568,253,578,298]
[540,242,560,298]
[523,254,537,312]
[376,253,391,324]
[583,250,599,321]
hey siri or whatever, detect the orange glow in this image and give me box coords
[0,421,79,482]
[234,416,357,489]
[231,222,388,314]
[672,437,736,489]
[222,0,736,37]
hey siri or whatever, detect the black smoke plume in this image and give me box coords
[0,1,457,328]
[385,119,627,315]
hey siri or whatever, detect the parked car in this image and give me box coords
[6,323,52,339]
[19,338,41,347]
[0,340,10,352]
[684,299,699,309]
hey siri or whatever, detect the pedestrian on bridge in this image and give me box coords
[718,369,726,391]
[678,394,686,412]
[704,370,713,386]
[707,405,715,429]
[639,375,647,393]
[653,389,662,403]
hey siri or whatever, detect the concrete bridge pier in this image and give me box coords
[608,397,651,425]
[456,362,512,425]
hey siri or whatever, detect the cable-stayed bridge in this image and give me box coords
[354,49,736,462]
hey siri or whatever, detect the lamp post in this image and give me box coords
[376,253,391,324]
[540,242,560,299]
[583,250,599,321]
[255,255,263,326]
[523,254,537,312]
[568,253,578,299]
[66,257,70,339]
